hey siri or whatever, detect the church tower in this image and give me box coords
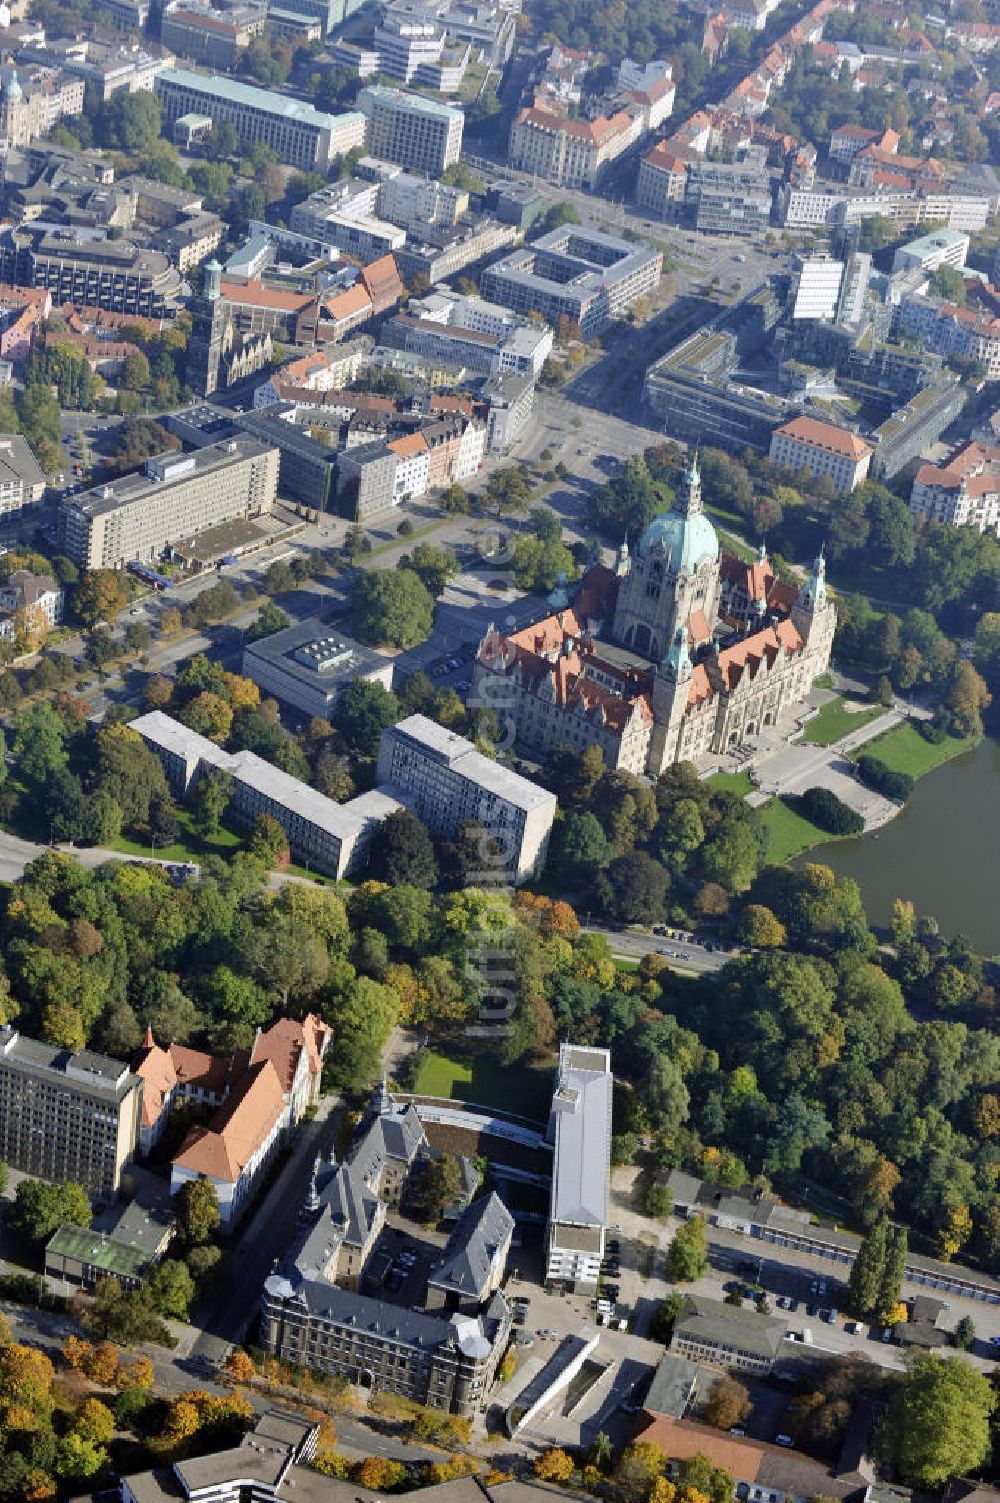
[186,258,226,397]
[612,453,722,661]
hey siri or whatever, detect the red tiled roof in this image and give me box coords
[775,415,872,461]
[173,1060,286,1184]
[220,280,314,313]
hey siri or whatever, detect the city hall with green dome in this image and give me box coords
[476,455,836,772]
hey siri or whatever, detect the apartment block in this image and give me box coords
[769,415,872,492]
[131,710,406,879]
[376,713,557,883]
[545,1043,612,1290]
[911,440,1000,538]
[636,142,689,218]
[155,68,367,170]
[357,85,463,175]
[896,293,1000,379]
[508,105,641,191]
[161,4,267,68]
[0,567,63,641]
[0,433,45,514]
[480,226,661,337]
[0,1025,142,1196]
[61,437,278,570]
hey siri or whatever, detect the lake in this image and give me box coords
[793,736,1000,953]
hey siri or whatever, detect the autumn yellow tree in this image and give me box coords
[535,1449,575,1484]
[937,1204,973,1261]
[82,1342,119,1388]
[116,1355,154,1392]
[61,1337,93,1374]
[224,1351,255,1385]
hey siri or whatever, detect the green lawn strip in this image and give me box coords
[856,721,975,778]
[717,529,755,564]
[704,500,748,533]
[706,769,754,796]
[801,696,882,746]
[758,796,835,864]
[411,1046,555,1123]
[108,811,242,864]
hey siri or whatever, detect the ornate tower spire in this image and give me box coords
[677,451,703,518]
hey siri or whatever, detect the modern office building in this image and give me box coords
[480,226,661,337]
[545,1043,612,1291]
[383,288,553,376]
[155,68,367,169]
[242,616,394,719]
[684,160,772,235]
[132,711,406,879]
[892,227,970,275]
[791,255,844,321]
[21,230,183,317]
[0,1026,142,1196]
[233,408,340,510]
[60,437,278,570]
[376,714,557,883]
[357,86,463,175]
[769,415,873,492]
[161,4,267,68]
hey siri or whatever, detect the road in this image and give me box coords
[583,922,729,973]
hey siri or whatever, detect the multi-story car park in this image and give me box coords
[60,437,279,570]
[155,68,367,170]
[0,1026,142,1196]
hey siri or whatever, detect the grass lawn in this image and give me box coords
[861,721,975,779]
[411,1046,554,1123]
[758,796,834,864]
[801,696,882,747]
[707,769,754,796]
[108,811,242,864]
[718,528,755,564]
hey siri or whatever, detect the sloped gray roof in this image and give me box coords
[428,1192,514,1299]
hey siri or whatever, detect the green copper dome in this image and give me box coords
[639,507,719,570]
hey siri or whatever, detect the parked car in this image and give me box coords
[820,1308,836,1324]
[775,1435,794,1448]
[537,1327,558,1339]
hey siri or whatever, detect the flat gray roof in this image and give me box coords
[64,436,274,520]
[0,1026,139,1102]
[386,714,557,814]
[549,1041,611,1232]
[242,614,389,692]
